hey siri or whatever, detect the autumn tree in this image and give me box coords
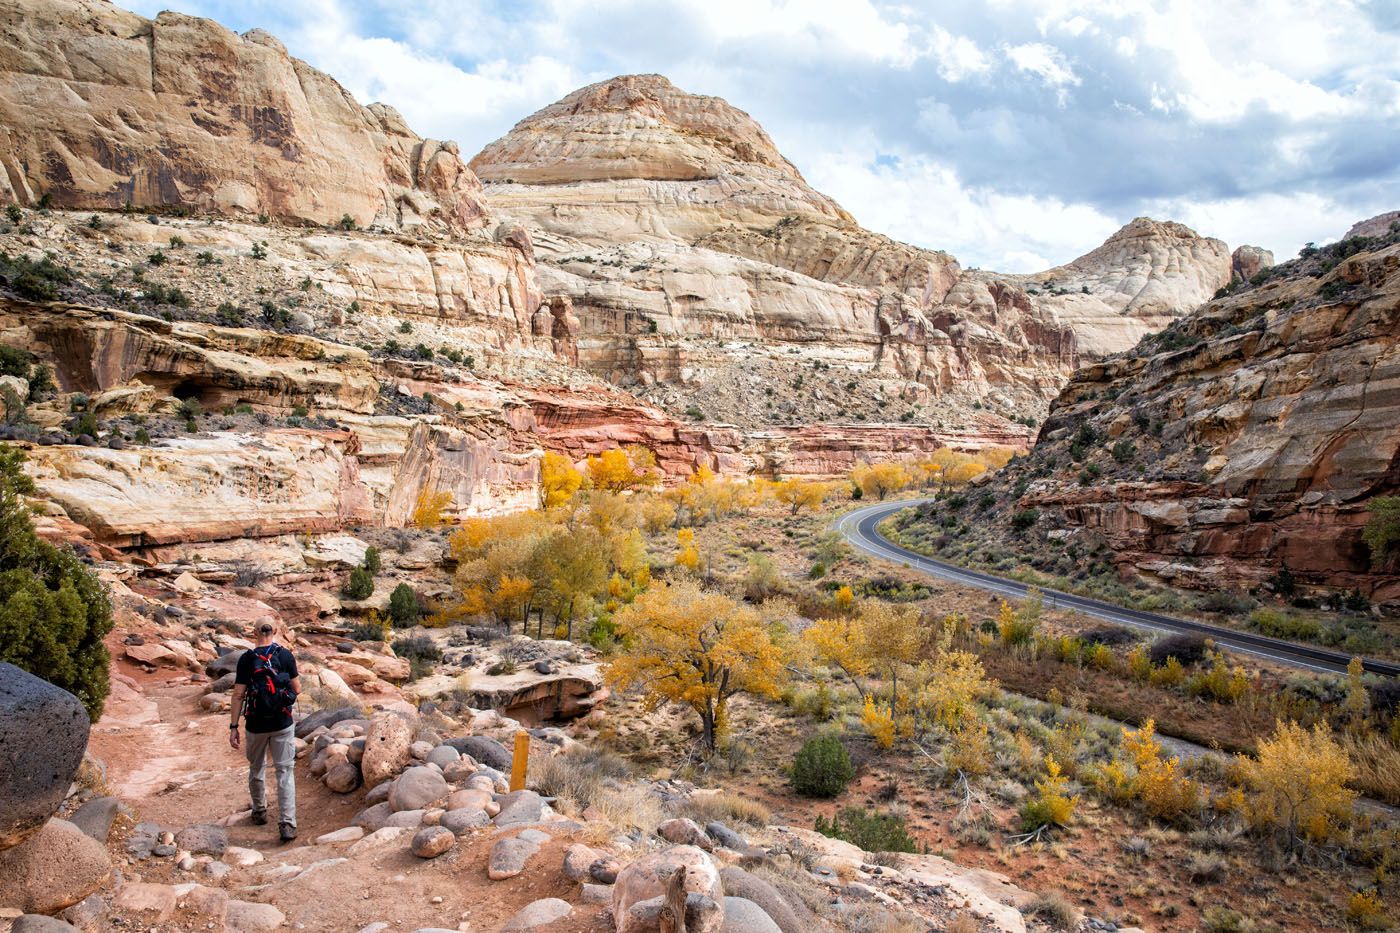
[585,445,659,493]
[675,527,700,572]
[412,487,452,527]
[851,461,912,500]
[540,451,583,509]
[1236,720,1356,845]
[776,479,828,515]
[608,578,786,750]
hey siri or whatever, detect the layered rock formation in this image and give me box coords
[0,0,487,231]
[924,217,1400,598]
[471,74,1236,430]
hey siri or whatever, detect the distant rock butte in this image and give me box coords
[471,74,1233,423]
[0,0,487,231]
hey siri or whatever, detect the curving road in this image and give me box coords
[835,499,1400,678]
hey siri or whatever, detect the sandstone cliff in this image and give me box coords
[901,215,1400,599]
[471,74,1233,432]
[0,0,487,232]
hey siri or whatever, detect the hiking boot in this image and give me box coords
[279,822,297,842]
[250,809,268,825]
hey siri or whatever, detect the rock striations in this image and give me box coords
[472,74,1236,429]
[0,0,487,231]
[944,216,1400,598]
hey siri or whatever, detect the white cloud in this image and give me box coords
[803,143,1119,271]
[1003,42,1081,103]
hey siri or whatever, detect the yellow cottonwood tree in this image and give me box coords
[585,446,658,492]
[1236,720,1356,844]
[412,487,452,527]
[776,479,828,515]
[540,451,583,509]
[608,578,786,750]
[675,527,700,571]
[851,461,912,500]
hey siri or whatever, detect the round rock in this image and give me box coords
[0,663,91,851]
[410,826,454,859]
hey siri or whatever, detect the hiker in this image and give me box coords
[228,622,300,841]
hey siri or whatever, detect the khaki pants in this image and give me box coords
[245,725,296,827]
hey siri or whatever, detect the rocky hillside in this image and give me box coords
[0,0,486,232]
[472,74,1240,431]
[895,214,1400,601]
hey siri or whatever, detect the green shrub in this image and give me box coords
[388,582,420,628]
[341,566,374,600]
[814,807,918,853]
[344,619,386,641]
[0,447,112,719]
[0,251,73,301]
[390,633,440,680]
[791,733,855,798]
[0,346,32,379]
[362,546,382,575]
[1249,607,1322,641]
[1363,497,1400,568]
[1011,509,1039,531]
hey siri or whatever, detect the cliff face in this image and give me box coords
[471,75,1234,432]
[927,218,1400,598]
[0,0,487,231]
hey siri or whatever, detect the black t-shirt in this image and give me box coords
[234,644,299,733]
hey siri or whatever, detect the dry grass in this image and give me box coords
[681,790,773,828]
[1339,731,1400,806]
[579,782,664,844]
[840,902,925,933]
[529,743,632,814]
[1025,891,1077,930]
[945,915,980,933]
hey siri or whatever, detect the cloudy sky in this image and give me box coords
[125,0,1400,271]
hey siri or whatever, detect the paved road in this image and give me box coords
[835,499,1400,678]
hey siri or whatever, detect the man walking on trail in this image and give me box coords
[228,623,300,841]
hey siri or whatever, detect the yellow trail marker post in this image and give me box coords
[510,730,529,791]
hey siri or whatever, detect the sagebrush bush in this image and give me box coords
[791,733,855,797]
[1026,892,1077,930]
[814,806,917,853]
[0,447,112,720]
[683,791,772,828]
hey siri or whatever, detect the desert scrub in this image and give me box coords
[791,733,855,797]
[814,806,918,853]
[682,791,772,827]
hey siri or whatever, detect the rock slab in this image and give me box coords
[0,662,91,851]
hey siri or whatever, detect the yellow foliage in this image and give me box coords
[1118,719,1198,820]
[1345,656,1370,724]
[606,577,786,749]
[675,527,700,571]
[862,695,895,748]
[915,645,991,731]
[775,479,829,514]
[1149,656,1185,687]
[640,495,678,533]
[412,487,452,527]
[584,446,658,492]
[851,461,913,500]
[1032,755,1078,827]
[803,612,872,693]
[1127,645,1152,681]
[1237,720,1357,843]
[948,720,993,776]
[833,585,854,611]
[1346,890,1387,929]
[540,451,583,509]
[490,573,534,625]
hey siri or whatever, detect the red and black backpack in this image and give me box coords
[244,645,296,719]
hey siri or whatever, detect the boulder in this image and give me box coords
[658,817,712,850]
[384,810,425,829]
[389,766,450,812]
[13,916,83,933]
[502,898,572,930]
[493,789,544,826]
[224,846,264,866]
[409,740,434,760]
[361,713,413,788]
[441,757,477,782]
[0,819,110,914]
[348,827,411,856]
[315,826,365,845]
[425,745,460,769]
[175,823,229,856]
[66,795,120,843]
[113,882,178,921]
[352,802,394,832]
[207,651,245,678]
[295,706,361,740]
[722,897,783,933]
[325,762,362,793]
[614,846,724,933]
[439,808,489,834]
[625,894,725,933]
[707,822,749,851]
[718,867,802,933]
[410,826,454,858]
[444,735,512,771]
[562,843,606,882]
[446,788,492,812]
[0,662,91,851]
[224,899,287,932]
[488,836,540,880]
